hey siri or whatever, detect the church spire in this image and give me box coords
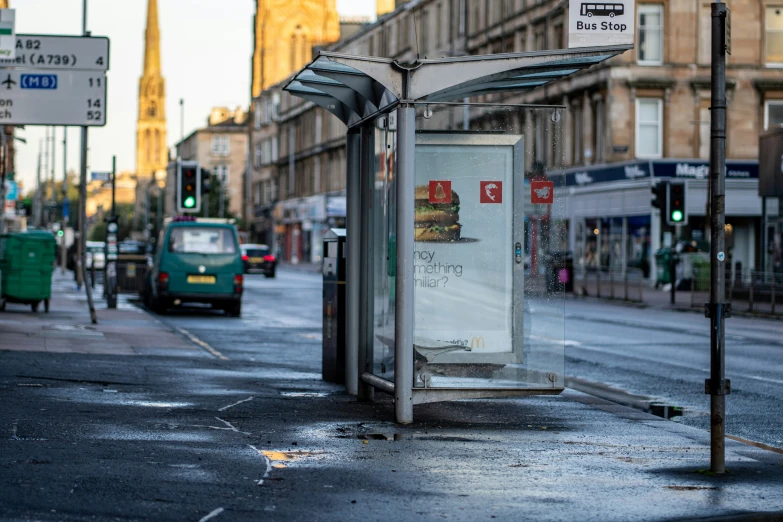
[143,0,161,75]
[136,0,167,179]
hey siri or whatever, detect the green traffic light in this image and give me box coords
[184,196,196,208]
[671,210,684,222]
[57,230,64,237]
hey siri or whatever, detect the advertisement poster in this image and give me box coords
[413,134,523,362]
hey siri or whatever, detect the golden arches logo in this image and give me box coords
[470,336,485,349]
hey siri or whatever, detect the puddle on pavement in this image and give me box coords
[649,404,684,420]
[279,391,333,398]
[664,485,718,491]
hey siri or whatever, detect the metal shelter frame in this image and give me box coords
[284,45,632,423]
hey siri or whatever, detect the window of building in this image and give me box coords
[534,25,545,51]
[638,4,663,65]
[635,98,663,158]
[254,183,261,206]
[767,7,783,64]
[211,135,229,156]
[255,103,262,128]
[764,100,783,129]
[255,144,262,168]
[458,0,466,36]
[698,104,710,159]
[420,10,429,54]
[698,4,711,65]
[213,164,230,185]
[552,23,564,50]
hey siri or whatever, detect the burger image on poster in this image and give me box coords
[414,184,462,242]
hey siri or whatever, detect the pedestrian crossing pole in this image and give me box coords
[707,1,730,474]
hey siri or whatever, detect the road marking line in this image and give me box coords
[726,434,783,455]
[218,396,254,412]
[177,328,229,360]
[249,444,273,485]
[214,417,251,435]
[198,507,224,522]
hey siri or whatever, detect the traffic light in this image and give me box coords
[667,181,687,225]
[651,181,667,213]
[200,167,212,194]
[177,161,201,213]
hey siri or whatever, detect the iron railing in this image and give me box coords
[690,270,783,316]
[573,266,644,303]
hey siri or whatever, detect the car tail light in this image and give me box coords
[263,255,276,262]
[158,272,169,284]
[241,254,249,262]
[233,274,243,294]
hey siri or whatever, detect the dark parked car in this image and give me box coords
[241,244,277,278]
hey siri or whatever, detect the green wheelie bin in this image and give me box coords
[0,231,56,313]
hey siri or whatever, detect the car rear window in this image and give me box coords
[168,227,237,254]
[244,247,270,257]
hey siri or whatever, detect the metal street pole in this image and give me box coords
[43,127,49,227]
[79,0,97,323]
[50,127,56,226]
[0,131,6,236]
[218,176,225,218]
[707,0,730,474]
[35,141,42,228]
[179,98,184,143]
[61,128,68,274]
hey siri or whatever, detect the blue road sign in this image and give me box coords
[20,73,57,89]
[63,196,70,220]
[4,180,17,200]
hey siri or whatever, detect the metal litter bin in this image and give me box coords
[322,229,346,384]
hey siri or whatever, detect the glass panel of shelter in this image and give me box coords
[367,103,567,391]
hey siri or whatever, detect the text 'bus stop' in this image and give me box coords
[285,45,631,423]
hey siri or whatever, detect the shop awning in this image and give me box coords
[283,45,632,127]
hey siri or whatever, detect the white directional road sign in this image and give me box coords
[0,34,109,71]
[0,69,106,126]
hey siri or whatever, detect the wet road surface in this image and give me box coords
[2,268,783,521]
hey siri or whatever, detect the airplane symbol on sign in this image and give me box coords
[2,74,16,90]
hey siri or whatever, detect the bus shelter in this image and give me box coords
[284,45,631,423]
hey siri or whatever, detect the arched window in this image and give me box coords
[154,130,160,164]
[147,101,156,118]
[145,129,151,163]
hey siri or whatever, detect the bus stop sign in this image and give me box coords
[568,0,635,48]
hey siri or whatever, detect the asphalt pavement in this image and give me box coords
[1,269,783,521]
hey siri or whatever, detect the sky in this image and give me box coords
[11,0,375,194]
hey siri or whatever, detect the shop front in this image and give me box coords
[555,159,776,282]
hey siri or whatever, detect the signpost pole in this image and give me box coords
[50,127,56,226]
[105,155,117,309]
[0,131,6,235]
[61,128,67,275]
[79,0,97,324]
[707,0,729,474]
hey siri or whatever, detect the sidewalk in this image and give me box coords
[0,270,202,357]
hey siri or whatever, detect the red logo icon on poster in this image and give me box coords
[428,180,452,204]
[531,180,554,204]
[480,181,503,204]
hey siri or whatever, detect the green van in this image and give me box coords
[144,218,244,316]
